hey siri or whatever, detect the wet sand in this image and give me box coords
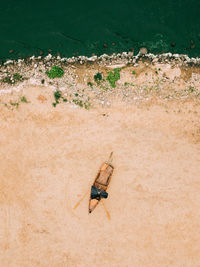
[0,57,200,266]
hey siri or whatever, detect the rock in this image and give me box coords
[128,51,134,57]
[171,42,176,47]
[139,47,148,55]
[9,49,14,54]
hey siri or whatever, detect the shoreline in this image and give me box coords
[0,51,200,109]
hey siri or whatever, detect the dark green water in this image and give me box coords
[0,0,200,61]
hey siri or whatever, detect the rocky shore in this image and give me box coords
[0,52,200,110]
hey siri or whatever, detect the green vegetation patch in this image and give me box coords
[2,72,23,84]
[72,98,91,109]
[52,90,67,107]
[10,101,19,108]
[6,95,29,109]
[188,86,195,93]
[94,72,102,82]
[46,66,64,79]
[87,81,93,87]
[106,68,121,88]
[20,96,28,103]
[72,93,91,110]
[54,90,62,102]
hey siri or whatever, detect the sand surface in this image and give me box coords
[0,83,200,266]
[1,56,200,266]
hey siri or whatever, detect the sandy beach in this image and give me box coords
[0,54,200,266]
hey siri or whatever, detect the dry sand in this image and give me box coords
[0,59,200,266]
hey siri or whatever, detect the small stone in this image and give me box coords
[39,51,44,56]
[48,49,52,54]
[112,42,116,46]
[139,47,147,55]
[171,42,176,47]
[9,49,14,54]
[103,43,108,49]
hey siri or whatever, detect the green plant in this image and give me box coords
[52,90,62,107]
[46,65,64,79]
[73,99,83,107]
[132,70,136,75]
[54,90,62,102]
[52,90,67,107]
[13,73,23,82]
[2,76,12,84]
[84,100,91,110]
[20,96,28,103]
[106,68,121,88]
[188,86,195,92]
[2,72,23,84]
[87,81,93,87]
[10,101,19,108]
[94,72,102,82]
[72,95,91,109]
[100,84,110,91]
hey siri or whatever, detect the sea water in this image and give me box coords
[0,0,200,61]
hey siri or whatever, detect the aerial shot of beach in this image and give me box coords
[0,1,200,266]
